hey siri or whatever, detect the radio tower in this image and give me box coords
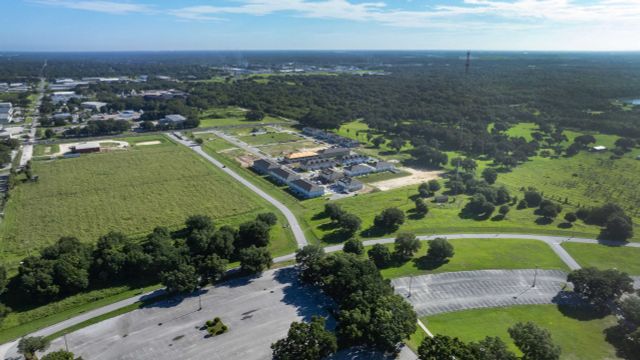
[465,51,471,74]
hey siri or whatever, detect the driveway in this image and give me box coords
[391,269,575,317]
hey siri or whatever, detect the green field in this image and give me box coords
[562,242,640,275]
[0,135,296,270]
[198,106,290,128]
[357,170,411,184]
[238,132,302,146]
[373,238,568,279]
[411,305,620,360]
[301,185,604,245]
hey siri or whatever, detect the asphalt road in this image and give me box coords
[168,133,308,248]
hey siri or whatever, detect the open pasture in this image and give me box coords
[0,135,296,270]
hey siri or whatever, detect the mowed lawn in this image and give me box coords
[0,135,296,269]
[411,305,620,360]
[561,242,640,275]
[371,238,568,279]
[301,185,603,245]
[198,106,289,127]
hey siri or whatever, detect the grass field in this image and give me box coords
[301,185,605,245]
[497,123,639,240]
[198,106,290,128]
[0,135,296,270]
[409,305,620,360]
[370,238,569,279]
[561,243,640,275]
[357,170,411,184]
[238,132,302,146]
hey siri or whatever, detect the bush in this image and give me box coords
[343,238,364,255]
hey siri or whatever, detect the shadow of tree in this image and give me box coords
[274,267,336,326]
[414,254,449,271]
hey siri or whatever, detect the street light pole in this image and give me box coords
[64,334,69,352]
[408,276,413,298]
[198,294,202,311]
[532,266,539,288]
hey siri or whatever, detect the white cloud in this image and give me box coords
[168,0,640,29]
[30,0,640,30]
[31,0,152,14]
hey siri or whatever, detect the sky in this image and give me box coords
[1,0,640,51]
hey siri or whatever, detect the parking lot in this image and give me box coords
[28,268,334,360]
[392,269,576,317]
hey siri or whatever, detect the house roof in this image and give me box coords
[346,164,372,172]
[74,142,101,151]
[253,159,278,170]
[319,147,350,155]
[291,179,322,193]
[270,167,300,180]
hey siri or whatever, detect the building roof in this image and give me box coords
[285,151,317,160]
[163,114,187,122]
[74,142,101,151]
[319,147,350,156]
[82,101,108,107]
[0,103,12,108]
[291,179,322,193]
[270,167,300,181]
[252,158,278,171]
[345,164,373,172]
[592,146,607,151]
[374,161,394,169]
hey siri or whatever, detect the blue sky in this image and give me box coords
[1,0,640,51]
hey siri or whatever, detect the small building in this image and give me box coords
[72,142,101,154]
[160,114,187,126]
[269,167,300,185]
[318,169,344,184]
[300,158,336,171]
[337,154,369,166]
[252,159,279,174]
[52,91,80,104]
[435,195,449,204]
[318,147,350,159]
[81,101,108,111]
[591,146,607,152]
[344,164,374,177]
[371,161,396,173]
[337,177,364,193]
[289,179,325,199]
[52,113,73,120]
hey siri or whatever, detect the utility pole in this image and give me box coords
[408,276,413,298]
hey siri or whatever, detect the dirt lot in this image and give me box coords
[135,140,161,146]
[370,167,443,191]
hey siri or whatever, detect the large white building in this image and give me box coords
[0,103,13,123]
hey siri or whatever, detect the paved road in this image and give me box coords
[168,133,307,248]
[392,269,574,317]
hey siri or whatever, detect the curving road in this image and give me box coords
[167,133,307,248]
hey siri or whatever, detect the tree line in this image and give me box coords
[0,213,279,323]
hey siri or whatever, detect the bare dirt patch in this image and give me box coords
[369,167,443,191]
[53,140,129,156]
